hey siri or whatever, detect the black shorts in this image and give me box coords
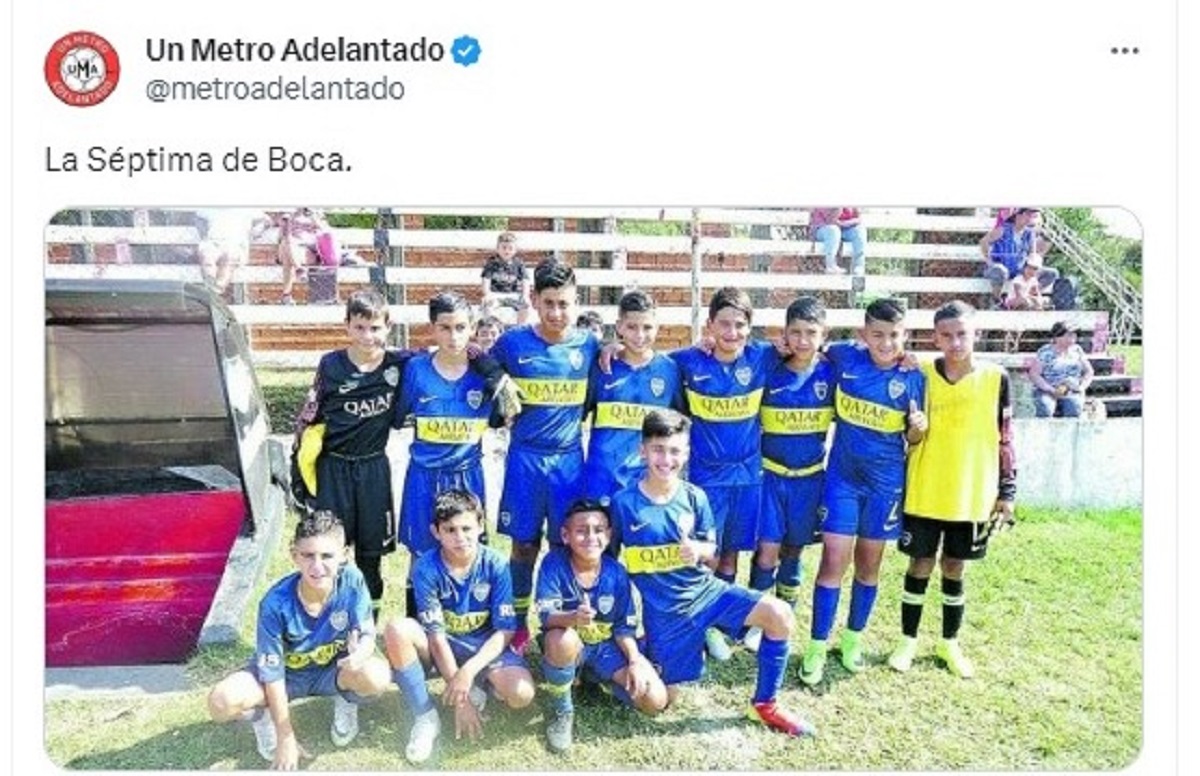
[314,452,396,557]
[898,514,991,561]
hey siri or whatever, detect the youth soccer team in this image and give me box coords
[207,246,1018,768]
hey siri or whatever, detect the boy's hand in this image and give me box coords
[990,500,1016,534]
[443,670,478,712]
[574,594,596,628]
[272,730,308,771]
[907,400,928,435]
[598,341,624,374]
[624,656,657,700]
[898,351,921,371]
[696,335,716,355]
[493,373,524,419]
[336,629,371,673]
[453,702,484,741]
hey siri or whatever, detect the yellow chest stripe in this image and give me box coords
[415,417,488,444]
[835,387,906,433]
[578,621,614,645]
[760,407,834,435]
[284,638,344,670]
[622,543,688,574]
[594,401,655,430]
[687,388,763,422]
[443,610,490,635]
[514,378,587,407]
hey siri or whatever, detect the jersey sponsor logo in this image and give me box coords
[330,610,349,631]
[472,582,491,602]
[622,543,688,575]
[578,621,614,645]
[888,378,906,400]
[284,638,346,670]
[687,388,762,422]
[342,394,393,419]
[761,407,834,435]
[338,380,359,394]
[467,389,484,409]
[444,610,490,635]
[735,366,753,386]
[594,401,653,430]
[835,387,905,433]
[814,380,829,400]
[499,603,515,618]
[514,377,587,406]
[597,594,615,615]
[385,365,400,387]
[536,597,564,614]
[569,350,584,370]
[650,377,666,397]
[416,417,487,444]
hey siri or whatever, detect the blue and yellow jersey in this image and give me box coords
[825,341,926,482]
[673,341,780,487]
[534,547,638,645]
[584,354,684,494]
[610,482,724,621]
[760,359,836,474]
[395,354,492,471]
[411,545,517,639]
[491,325,600,454]
[255,564,374,683]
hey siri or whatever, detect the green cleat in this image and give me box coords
[887,636,919,673]
[839,630,866,674]
[798,640,828,686]
[935,638,975,679]
[704,628,733,662]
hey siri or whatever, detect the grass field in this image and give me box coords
[44,507,1142,771]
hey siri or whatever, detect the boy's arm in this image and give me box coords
[292,362,326,447]
[263,678,304,769]
[979,226,1003,262]
[995,370,1017,522]
[904,376,929,445]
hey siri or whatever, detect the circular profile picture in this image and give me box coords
[45,31,120,107]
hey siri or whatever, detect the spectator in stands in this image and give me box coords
[481,232,531,324]
[809,207,867,276]
[1005,254,1053,310]
[1028,321,1095,418]
[197,208,269,301]
[275,208,340,305]
[472,315,504,353]
[980,208,1059,308]
[575,310,604,338]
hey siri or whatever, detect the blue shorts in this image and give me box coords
[399,461,487,555]
[430,632,529,678]
[759,469,825,547]
[498,446,585,545]
[703,483,761,553]
[822,472,904,541]
[644,583,760,685]
[248,660,349,702]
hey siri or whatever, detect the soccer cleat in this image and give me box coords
[545,710,575,754]
[742,626,763,654]
[468,684,488,714]
[330,694,360,747]
[824,265,847,275]
[798,640,828,686]
[704,628,733,662]
[935,638,975,679]
[747,700,817,738]
[405,706,442,764]
[887,636,919,673]
[248,708,277,762]
[510,626,532,657]
[839,630,866,674]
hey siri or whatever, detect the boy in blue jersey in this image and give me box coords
[744,297,836,652]
[799,298,928,686]
[583,289,684,500]
[383,490,536,763]
[672,287,780,659]
[207,511,392,769]
[490,258,602,653]
[610,409,816,737]
[536,498,668,753]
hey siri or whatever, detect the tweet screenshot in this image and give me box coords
[8,1,1182,773]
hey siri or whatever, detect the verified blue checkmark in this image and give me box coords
[451,35,481,66]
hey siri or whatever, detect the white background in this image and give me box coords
[4,1,1189,773]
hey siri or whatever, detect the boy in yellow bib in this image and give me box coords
[888,301,1016,678]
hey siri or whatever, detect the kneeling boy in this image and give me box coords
[206,511,391,769]
[536,498,668,753]
[609,409,816,737]
[383,490,536,764]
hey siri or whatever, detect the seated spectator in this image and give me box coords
[575,310,604,338]
[980,207,1059,308]
[472,315,504,353]
[481,232,531,324]
[197,208,270,300]
[1005,253,1053,310]
[275,208,342,305]
[1028,321,1095,418]
[809,207,866,276]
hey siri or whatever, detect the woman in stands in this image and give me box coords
[1027,321,1094,418]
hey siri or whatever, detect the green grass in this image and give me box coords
[45,508,1142,771]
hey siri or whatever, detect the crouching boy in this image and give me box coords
[206,511,391,769]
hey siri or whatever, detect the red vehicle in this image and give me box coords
[45,280,289,666]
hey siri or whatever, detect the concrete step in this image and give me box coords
[1100,395,1143,417]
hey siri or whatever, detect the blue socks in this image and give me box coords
[776,556,803,604]
[393,661,433,715]
[541,658,576,715]
[752,635,790,704]
[749,564,775,592]
[847,579,879,632]
[811,583,840,640]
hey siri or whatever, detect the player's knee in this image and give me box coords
[382,616,420,652]
[761,596,795,639]
[543,628,582,664]
[512,541,540,563]
[502,676,537,709]
[636,685,670,716]
[206,685,239,722]
[940,557,966,579]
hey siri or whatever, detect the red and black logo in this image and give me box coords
[45,31,120,107]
